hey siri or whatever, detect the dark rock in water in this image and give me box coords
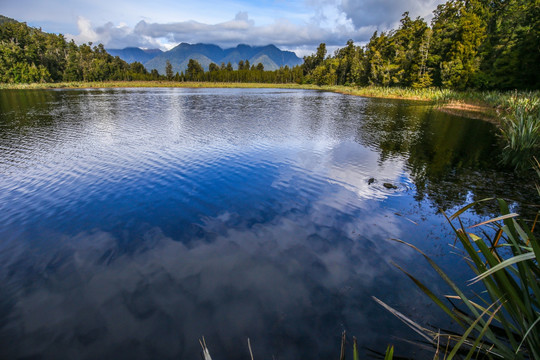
[383,183,397,189]
[368,177,375,185]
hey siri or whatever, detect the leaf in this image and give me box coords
[384,345,394,360]
[516,316,540,355]
[468,252,536,285]
[372,296,435,343]
[450,198,494,220]
[446,301,503,360]
[470,213,520,228]
[463,303,505,360]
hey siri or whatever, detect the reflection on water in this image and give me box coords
[0,88,535,359]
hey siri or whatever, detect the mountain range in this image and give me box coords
[107,43,303,74]
[107,47,164,65]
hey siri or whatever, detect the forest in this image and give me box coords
[0,0,538,90]
[301,0,539,90]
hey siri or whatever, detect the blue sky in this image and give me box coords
[0,0,445,56]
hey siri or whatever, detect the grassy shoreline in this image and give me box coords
[1,81,538,123]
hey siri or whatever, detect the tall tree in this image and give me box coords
[303,43,327,76]
[431,0,487,89]
[480,0,540,89]
[186,59,204,81]
[165,60,173,81]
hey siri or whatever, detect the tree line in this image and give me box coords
[0,18,154,83]
[1,0,538,90]
[0,17,302,85]
[303,0,538,90]
[164,58,303,84]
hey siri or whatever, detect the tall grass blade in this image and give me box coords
[468,252,536,284]
[470,213,520,228]
[248,338,254,360]
[462,303,504,360]
[340,330,346,360]
[516,316,540,356]
[199,337,212,360]
[353,337,359,360]
[372,296,435,343]
[446,301,503,360]
[450,198,494,220]
[384,345,394,360]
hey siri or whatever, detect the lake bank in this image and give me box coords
[1,81,528,123]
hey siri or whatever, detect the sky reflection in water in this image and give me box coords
[0,88,532,359]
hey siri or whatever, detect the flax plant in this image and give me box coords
[501,97,540,169]
[377,160,540,359]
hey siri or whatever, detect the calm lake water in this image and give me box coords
[0,88,535,359]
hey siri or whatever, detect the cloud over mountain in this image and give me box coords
[62,1,446,56]
[68,12,369,54]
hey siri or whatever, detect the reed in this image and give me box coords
[378,159,540,359]
[500,97,540,170]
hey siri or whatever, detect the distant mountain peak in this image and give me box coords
[106,47,164,64]
[110,42,303,74]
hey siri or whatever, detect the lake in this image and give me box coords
[0,88,534,359]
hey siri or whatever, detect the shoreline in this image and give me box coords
[0,81,501,122]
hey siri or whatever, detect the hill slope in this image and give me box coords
[137,43,302,74]
[0,15,17,25]
[107,47,163,64]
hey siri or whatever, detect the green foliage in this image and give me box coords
[380,189,540,358]
[0,15,17,25]
[384,345,394,360]
[187,62,302,84]
[185,59,204,81]
[0,20,157,84]
[501,96,540,169]
[165,60,173,81]
[431,0,487,89]
[303,43,326,77]
[3,0,537,90]
[302,0,538,91]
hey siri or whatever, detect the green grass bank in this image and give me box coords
[2,81,536,119]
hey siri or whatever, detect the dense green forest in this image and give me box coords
[0,15,154,82]
[303,0,539,90]
[1,0,538,89]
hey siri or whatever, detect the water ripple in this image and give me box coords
[0,88,527,360]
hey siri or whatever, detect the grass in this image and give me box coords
[501,97,540,170]
[3,80,537,112]
[378,159,540,359]
[197,331,395,360]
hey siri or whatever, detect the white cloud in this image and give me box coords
[65,11,376,54]
[68,17,99,44]
[62,1,446,54]
[339,0,446,30]
[66,16,166,49]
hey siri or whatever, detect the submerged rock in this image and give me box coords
[367,177,375,185]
